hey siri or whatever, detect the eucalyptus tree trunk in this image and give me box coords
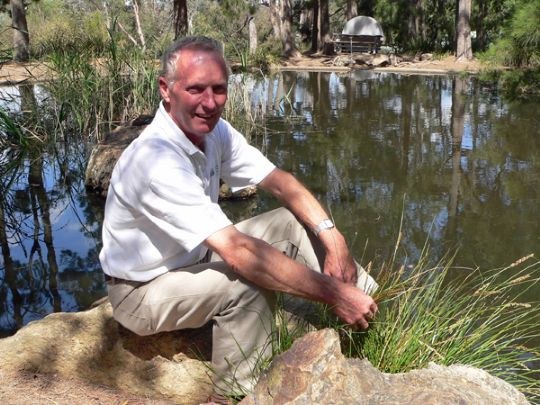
[10,0,30,62]
[173,0,188,39]
[346,0,357,20]
[475,0,488,50]
[272,0,297,57]
[132,0,146,50]
[249,16,257,55]
[455,0,473,60]
[318,0,331,55]
[268,0,282,40]
[311,0,319,53]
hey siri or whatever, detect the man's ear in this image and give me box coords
[159,76,171,103]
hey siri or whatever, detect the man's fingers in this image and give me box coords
[358,318,369,330]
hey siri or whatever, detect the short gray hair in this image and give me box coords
[160,36,228,81]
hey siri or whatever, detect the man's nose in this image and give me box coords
[200,88,217,109]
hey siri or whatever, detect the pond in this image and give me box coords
[0,70,539,338]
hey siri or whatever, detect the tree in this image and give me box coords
[310,0,318,53]
[346,0,357,21]
[10,0,30,61]
[173,0,188,39]
[455,0,473,60]
[248,14,257,55]
[318,0,331,54]
[269,0,297,57]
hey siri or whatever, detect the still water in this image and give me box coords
[1,71,539,337]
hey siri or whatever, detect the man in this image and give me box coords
[100,36,377,401]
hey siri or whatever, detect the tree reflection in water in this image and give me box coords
[0,106,104,336]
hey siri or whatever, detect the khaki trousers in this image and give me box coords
[107,207,377,395]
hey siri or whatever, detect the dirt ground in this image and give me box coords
[0,53,481,404]
[277,53,483,73]
[0,54,483,85]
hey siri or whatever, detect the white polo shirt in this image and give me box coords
[99,102,276,282]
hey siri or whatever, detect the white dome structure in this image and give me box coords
[342,16,385,41]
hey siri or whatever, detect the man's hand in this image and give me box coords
[323,249,358,285]
[320,229,358,285]
[332,284,378,330]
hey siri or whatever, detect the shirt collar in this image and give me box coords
[156,101,207,157]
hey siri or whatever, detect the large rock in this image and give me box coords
[241,329,529,405]
[1,310,530,404]
[0,302,214,404]
[85,118,257,200]
[85,120,149,198]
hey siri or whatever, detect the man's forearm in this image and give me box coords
[210,226,341,303]
[205,225,377,328]
[205,168,376,327]
[259,168,358,283]
[259,168,329,234]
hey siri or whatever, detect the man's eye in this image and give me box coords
[213,86,227,94]
[187,87,203,94]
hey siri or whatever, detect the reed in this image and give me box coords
[43,33,160,140]
[223,75,267,144]
[309,249,540,402]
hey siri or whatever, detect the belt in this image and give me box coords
[104,274,125,285]
[104,274,144,286]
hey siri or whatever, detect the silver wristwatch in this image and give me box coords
[313,219,335,236]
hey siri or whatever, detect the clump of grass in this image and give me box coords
[43,30,160,140]
[313,249,540,401]
[223,74,267,144]
[209,242,539,403]
[0,105,48,149]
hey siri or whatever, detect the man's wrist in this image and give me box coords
[313,218,335,236]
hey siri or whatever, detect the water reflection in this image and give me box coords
[0,142,104,337]
[249,71,539,278]
[1,71,539,337]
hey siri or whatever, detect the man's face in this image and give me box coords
[159,49,228,146]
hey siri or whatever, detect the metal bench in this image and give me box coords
[332,34,382,54]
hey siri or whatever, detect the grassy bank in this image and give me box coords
[270,245,540,402]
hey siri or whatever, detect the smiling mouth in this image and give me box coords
[195,113,216,120]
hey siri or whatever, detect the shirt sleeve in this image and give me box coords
[217,120,276,190]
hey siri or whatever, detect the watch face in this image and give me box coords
[315,219,335,235]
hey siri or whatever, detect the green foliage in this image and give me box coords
[24,0,174,60]
[0,108,30,148]
[44,37,160,138]
[0,88,54,149]
[482,0,540,68]
[477,0,540,99]
[27,1,109,58]
[190,0,248,60]
[250,39,282,71]
[472,0,516,50]
[189,0,278,69]
[372,0,455,52]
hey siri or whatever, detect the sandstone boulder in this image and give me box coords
[85,120,149,198]
[1,308,530,404]
[241,329,529,405]
[0,302,214,404]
